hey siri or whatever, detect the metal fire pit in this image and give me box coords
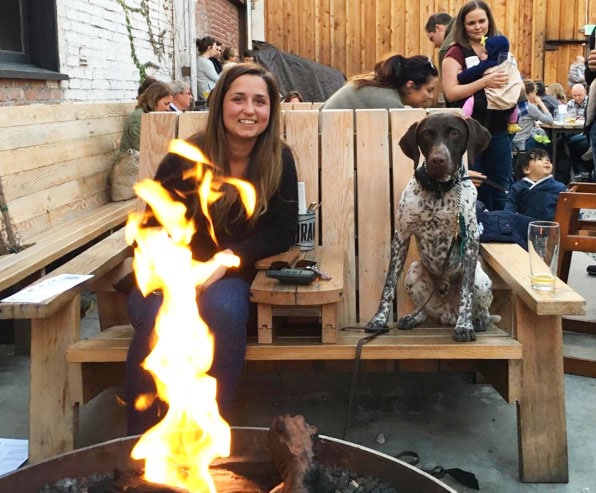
[0,427,455,492]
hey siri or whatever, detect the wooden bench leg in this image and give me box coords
[257,304,274,344]
[29,296,80,462]
[321,303,338,344]
[515,299,568,483]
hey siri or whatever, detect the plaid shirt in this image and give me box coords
[567,96,588,115]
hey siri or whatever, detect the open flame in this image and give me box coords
[125,139,256,492]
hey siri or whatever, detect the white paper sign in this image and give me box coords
[0,438,28,475]
[1,274,94,303]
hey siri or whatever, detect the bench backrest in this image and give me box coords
[140,108,464,324]
[280,102,324,110]
[0,102,135,244]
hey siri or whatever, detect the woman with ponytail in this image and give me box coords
[321,54,438,109]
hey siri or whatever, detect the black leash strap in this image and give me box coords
[342,327,389,439]
[395,451,480,490]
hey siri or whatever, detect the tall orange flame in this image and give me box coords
[125,139,256,491]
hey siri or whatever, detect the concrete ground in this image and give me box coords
[0,253,595,492]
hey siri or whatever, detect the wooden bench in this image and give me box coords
[7,109,585,484]
[0,102,137,296]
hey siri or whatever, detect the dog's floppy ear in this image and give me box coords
[399,121,421,168]
[464,116,492,165]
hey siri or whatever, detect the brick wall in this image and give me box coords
[0,0,240,106]
[195,0,240,52]
[0,80,64,105]
[57,0,175,103]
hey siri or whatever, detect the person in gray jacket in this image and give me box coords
[196,36,220,103]
[512,80,553,152]
[321,54,438,110]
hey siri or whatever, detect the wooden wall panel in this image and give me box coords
[265,0,596,93]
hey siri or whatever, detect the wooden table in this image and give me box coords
[540,121,584,170]
[250,245,344,344]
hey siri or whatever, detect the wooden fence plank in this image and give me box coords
[265,0,590,88]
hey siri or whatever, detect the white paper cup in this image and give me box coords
[295,212,315,251]
[528,221,560,292]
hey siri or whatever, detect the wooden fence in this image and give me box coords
[264,0,596,91]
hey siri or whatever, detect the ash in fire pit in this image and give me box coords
[41,463,397,493]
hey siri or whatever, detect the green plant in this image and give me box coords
[115,0,169,81]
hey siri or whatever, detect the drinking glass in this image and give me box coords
[528,221,560,292]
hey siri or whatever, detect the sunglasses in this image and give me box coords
[269,259,331,280]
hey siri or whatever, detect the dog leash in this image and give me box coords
[342,238,459,440]
[341,327,388,439]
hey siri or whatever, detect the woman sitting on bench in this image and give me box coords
[125,63,299,434]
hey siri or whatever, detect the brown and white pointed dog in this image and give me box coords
[366,112,499,342]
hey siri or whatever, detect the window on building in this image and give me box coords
[0,0,68,80]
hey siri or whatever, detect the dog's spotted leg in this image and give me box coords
[472,264,498,332]
[365,230,410,332]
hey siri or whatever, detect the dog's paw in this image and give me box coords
[473,313,501,332]
[397,314,418,330]
[365,313,389,333]
[454,324,477,342]
[472,313,491,332]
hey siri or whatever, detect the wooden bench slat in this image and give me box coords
[0,200,135,293]
[66,324,522,363]
[355,110,392,321]
[320,110,355,324]
[0,228,131,319]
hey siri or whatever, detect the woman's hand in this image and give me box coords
[588,49,596,72]
[468,169,487,188]
[200,248,234,291]
[483,69,509,89]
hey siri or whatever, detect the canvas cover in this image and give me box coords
[253,41,346,102]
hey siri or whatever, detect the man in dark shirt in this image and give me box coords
[210,40,223,74]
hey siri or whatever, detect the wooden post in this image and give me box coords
[515,298,568,482]
[29,296,80,462]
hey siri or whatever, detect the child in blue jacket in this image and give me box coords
[504,148,566,221]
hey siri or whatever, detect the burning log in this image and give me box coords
[267,415,332,493]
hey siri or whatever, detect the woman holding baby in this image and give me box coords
[441,1,513,210]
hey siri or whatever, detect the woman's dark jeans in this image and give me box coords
[125,277,250,435]
[472,131,513,210]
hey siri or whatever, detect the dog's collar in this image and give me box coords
[414,162,464,198]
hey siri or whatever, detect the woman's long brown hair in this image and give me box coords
[194,63,284,229]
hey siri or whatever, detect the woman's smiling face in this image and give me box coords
[222,74,271,142]
[464,8,490,43]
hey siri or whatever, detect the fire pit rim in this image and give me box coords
[0,426,456,493]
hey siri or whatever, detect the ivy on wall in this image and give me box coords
[115,0,171,82]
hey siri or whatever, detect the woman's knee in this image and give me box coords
[199,278,250,324]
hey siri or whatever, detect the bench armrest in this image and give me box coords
[480,243,585,316]
[0,229,131,320]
